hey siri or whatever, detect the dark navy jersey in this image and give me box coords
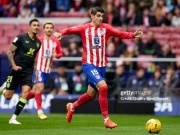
[12,33,41,73]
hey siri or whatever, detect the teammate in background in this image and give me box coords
[0,19,41,124]
[54,7,143,129]
[25,21,63,119]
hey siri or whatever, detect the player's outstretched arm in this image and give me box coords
[54,25,82,40]
[106,24,143,39]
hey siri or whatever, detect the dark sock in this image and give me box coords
[14,98,27,116]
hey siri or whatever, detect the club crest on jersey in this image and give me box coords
[99,29,105,35]
[94,36,100,45]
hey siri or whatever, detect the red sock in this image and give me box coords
[99,86,108,119]
[27,90,35,100]
[35,93,42,110]
[72,93,94,109]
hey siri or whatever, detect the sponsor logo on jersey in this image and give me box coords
[25,40,29,44]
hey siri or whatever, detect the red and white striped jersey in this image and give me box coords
[59,23,134,67]
[36,36,63,73]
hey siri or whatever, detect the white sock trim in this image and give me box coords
[104,117,109,123]
[37,110,43,115]
[11,114,17,120]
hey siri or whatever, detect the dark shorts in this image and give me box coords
[82,64,106,91]
[5,70,33,90]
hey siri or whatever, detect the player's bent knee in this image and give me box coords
[99,86,108,92]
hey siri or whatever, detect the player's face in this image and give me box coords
[30,21,40,34]
[44,24,54,37]
[91,12,104,26]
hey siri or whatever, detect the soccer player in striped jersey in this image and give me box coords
[54,7,143,129]
[16,21,62,120]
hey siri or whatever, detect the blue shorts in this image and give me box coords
[32,70,49,84]
[82,64,106,91]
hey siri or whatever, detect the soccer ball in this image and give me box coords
[146,119,161,134]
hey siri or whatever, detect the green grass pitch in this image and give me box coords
[0,114,179,135]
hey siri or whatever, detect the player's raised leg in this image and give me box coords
[66,85,97,123]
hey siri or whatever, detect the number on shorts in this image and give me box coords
[91,69,99,76]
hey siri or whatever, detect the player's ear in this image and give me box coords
[91,14,94,19]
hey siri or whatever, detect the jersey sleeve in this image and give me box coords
[55,40,63,58]
[59,25,82,35]
[12,34,22,48]
[105,24,134,39]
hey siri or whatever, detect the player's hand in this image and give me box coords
[54,32,62,40]
[134,29,143,38]
[52,53,57,58]
[13,65,22,71]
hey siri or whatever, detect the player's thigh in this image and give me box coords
[5,71,20,98]
[32,70,48,92]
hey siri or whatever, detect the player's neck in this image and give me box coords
[91,22,100,27]
[44,35,51,39]
[28,32,36,40]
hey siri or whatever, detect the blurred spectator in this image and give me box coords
[124,2,142,26]
[56,0,70,12]
[69,0,86,12]
[113,37,127,55]
[134,38,144,55]
[104,3,121,26]
[64,41,82,69]
[115,63,127,89]
[147,69,162,96]
[18,5,34,18]
[3,5,17,17]
[142,31,161,55]
[106,42,119,57]
[156,42,176,70]
[54,63,72,95]
[122,45,137,71]
[18,0,28,15]
[141,7,157,26]
[159,65,179,96]
[114,0,128,26]
[32,0,54,17]
[172,6,180,27]
[29,0,47,17]
[126,68,147,90]
[70,62,87,94]
[85,0,103,10]
[155,0,167,25]
[0,0,13,17]
[160,11,173,26]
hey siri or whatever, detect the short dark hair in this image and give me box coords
[29,19,39,26]
[90,7,105,15]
